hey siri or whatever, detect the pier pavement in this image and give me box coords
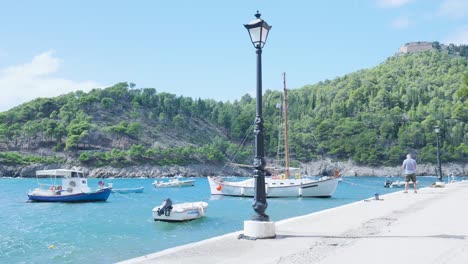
[120,181,468,264]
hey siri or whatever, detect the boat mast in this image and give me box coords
[283,72,290,179]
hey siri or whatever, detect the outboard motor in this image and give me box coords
[384,180,392,188]
[157,198,173,216]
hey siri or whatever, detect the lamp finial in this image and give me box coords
[255,11,261,19]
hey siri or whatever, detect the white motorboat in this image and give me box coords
[152,198,208,222]
[152,178,195,188]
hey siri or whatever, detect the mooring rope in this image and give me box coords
[111,191,138,201]
[340,179,384,190]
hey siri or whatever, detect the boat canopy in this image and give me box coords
[35,169,85,178]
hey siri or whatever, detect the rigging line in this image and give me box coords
[310,129,327,160]
[220,121,255,173]
[222,87,284,173]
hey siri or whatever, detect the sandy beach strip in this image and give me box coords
[119,181,468,264]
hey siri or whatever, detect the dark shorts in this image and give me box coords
[405,173,416,183]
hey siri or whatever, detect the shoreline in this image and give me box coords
[1,160,467,178]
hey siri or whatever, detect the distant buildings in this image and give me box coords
[399,41,434,53]
[398,41,467,57]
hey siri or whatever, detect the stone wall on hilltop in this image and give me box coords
[399,41,434,53]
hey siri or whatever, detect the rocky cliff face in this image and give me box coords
[1,160,466,178]
[302,159,467,177]
[0,163,251,178]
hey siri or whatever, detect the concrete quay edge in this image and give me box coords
[119,181,468,264]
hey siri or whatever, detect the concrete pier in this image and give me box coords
[120,181,468,264]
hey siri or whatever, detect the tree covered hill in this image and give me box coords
[0,48,467,168]
[0,82,237,167]
[278,50,468,166]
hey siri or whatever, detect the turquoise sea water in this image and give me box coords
[0,176,438,264]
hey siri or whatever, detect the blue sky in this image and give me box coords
[1,0,467,112]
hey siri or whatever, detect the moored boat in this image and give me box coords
[152,178,195,188]
[208,176,339,198]
[112,186,144,194]
[207,74,339,198]
[384,180,416,188]
[431,181,446,188]
[27,169,112,203]
[152,198,208,222]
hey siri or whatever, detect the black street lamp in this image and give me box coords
[434,126,442,181]
[244,11,272,222]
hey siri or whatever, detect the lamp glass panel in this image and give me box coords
[261,26,269,44]
[249,27,262,45]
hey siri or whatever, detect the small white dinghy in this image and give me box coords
[152,198,208,222]
[431,181,446,188]
[384,180,416,188]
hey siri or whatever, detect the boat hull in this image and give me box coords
[152,201,208,222]
[28,188,112,203]
[208,176,339,198]
[112,187,144,194]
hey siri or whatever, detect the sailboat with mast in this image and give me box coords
[208,73,340,197]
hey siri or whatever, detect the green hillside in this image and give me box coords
[276,50,467,166]
[0,48,467,168]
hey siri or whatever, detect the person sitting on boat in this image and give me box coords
[333,170,341,178]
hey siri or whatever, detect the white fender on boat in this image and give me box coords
[241,187,245,196]
[265,184,269,195]
[198,205,205,216]
[298,188,303,196]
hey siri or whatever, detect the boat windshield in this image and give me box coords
[70,172,85,178]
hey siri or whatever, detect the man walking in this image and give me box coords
[402,153,417,193]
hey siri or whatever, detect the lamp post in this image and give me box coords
[244,11,272,222]
[434,126,442,181]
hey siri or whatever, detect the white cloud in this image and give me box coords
[0,50,103,112]
[444,27,468,45]
[439,0,468,19]
[377,0,415,8]
[3,50,61,78]
[390,16,411,28]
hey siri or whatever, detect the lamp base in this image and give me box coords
[243,220,276,239]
